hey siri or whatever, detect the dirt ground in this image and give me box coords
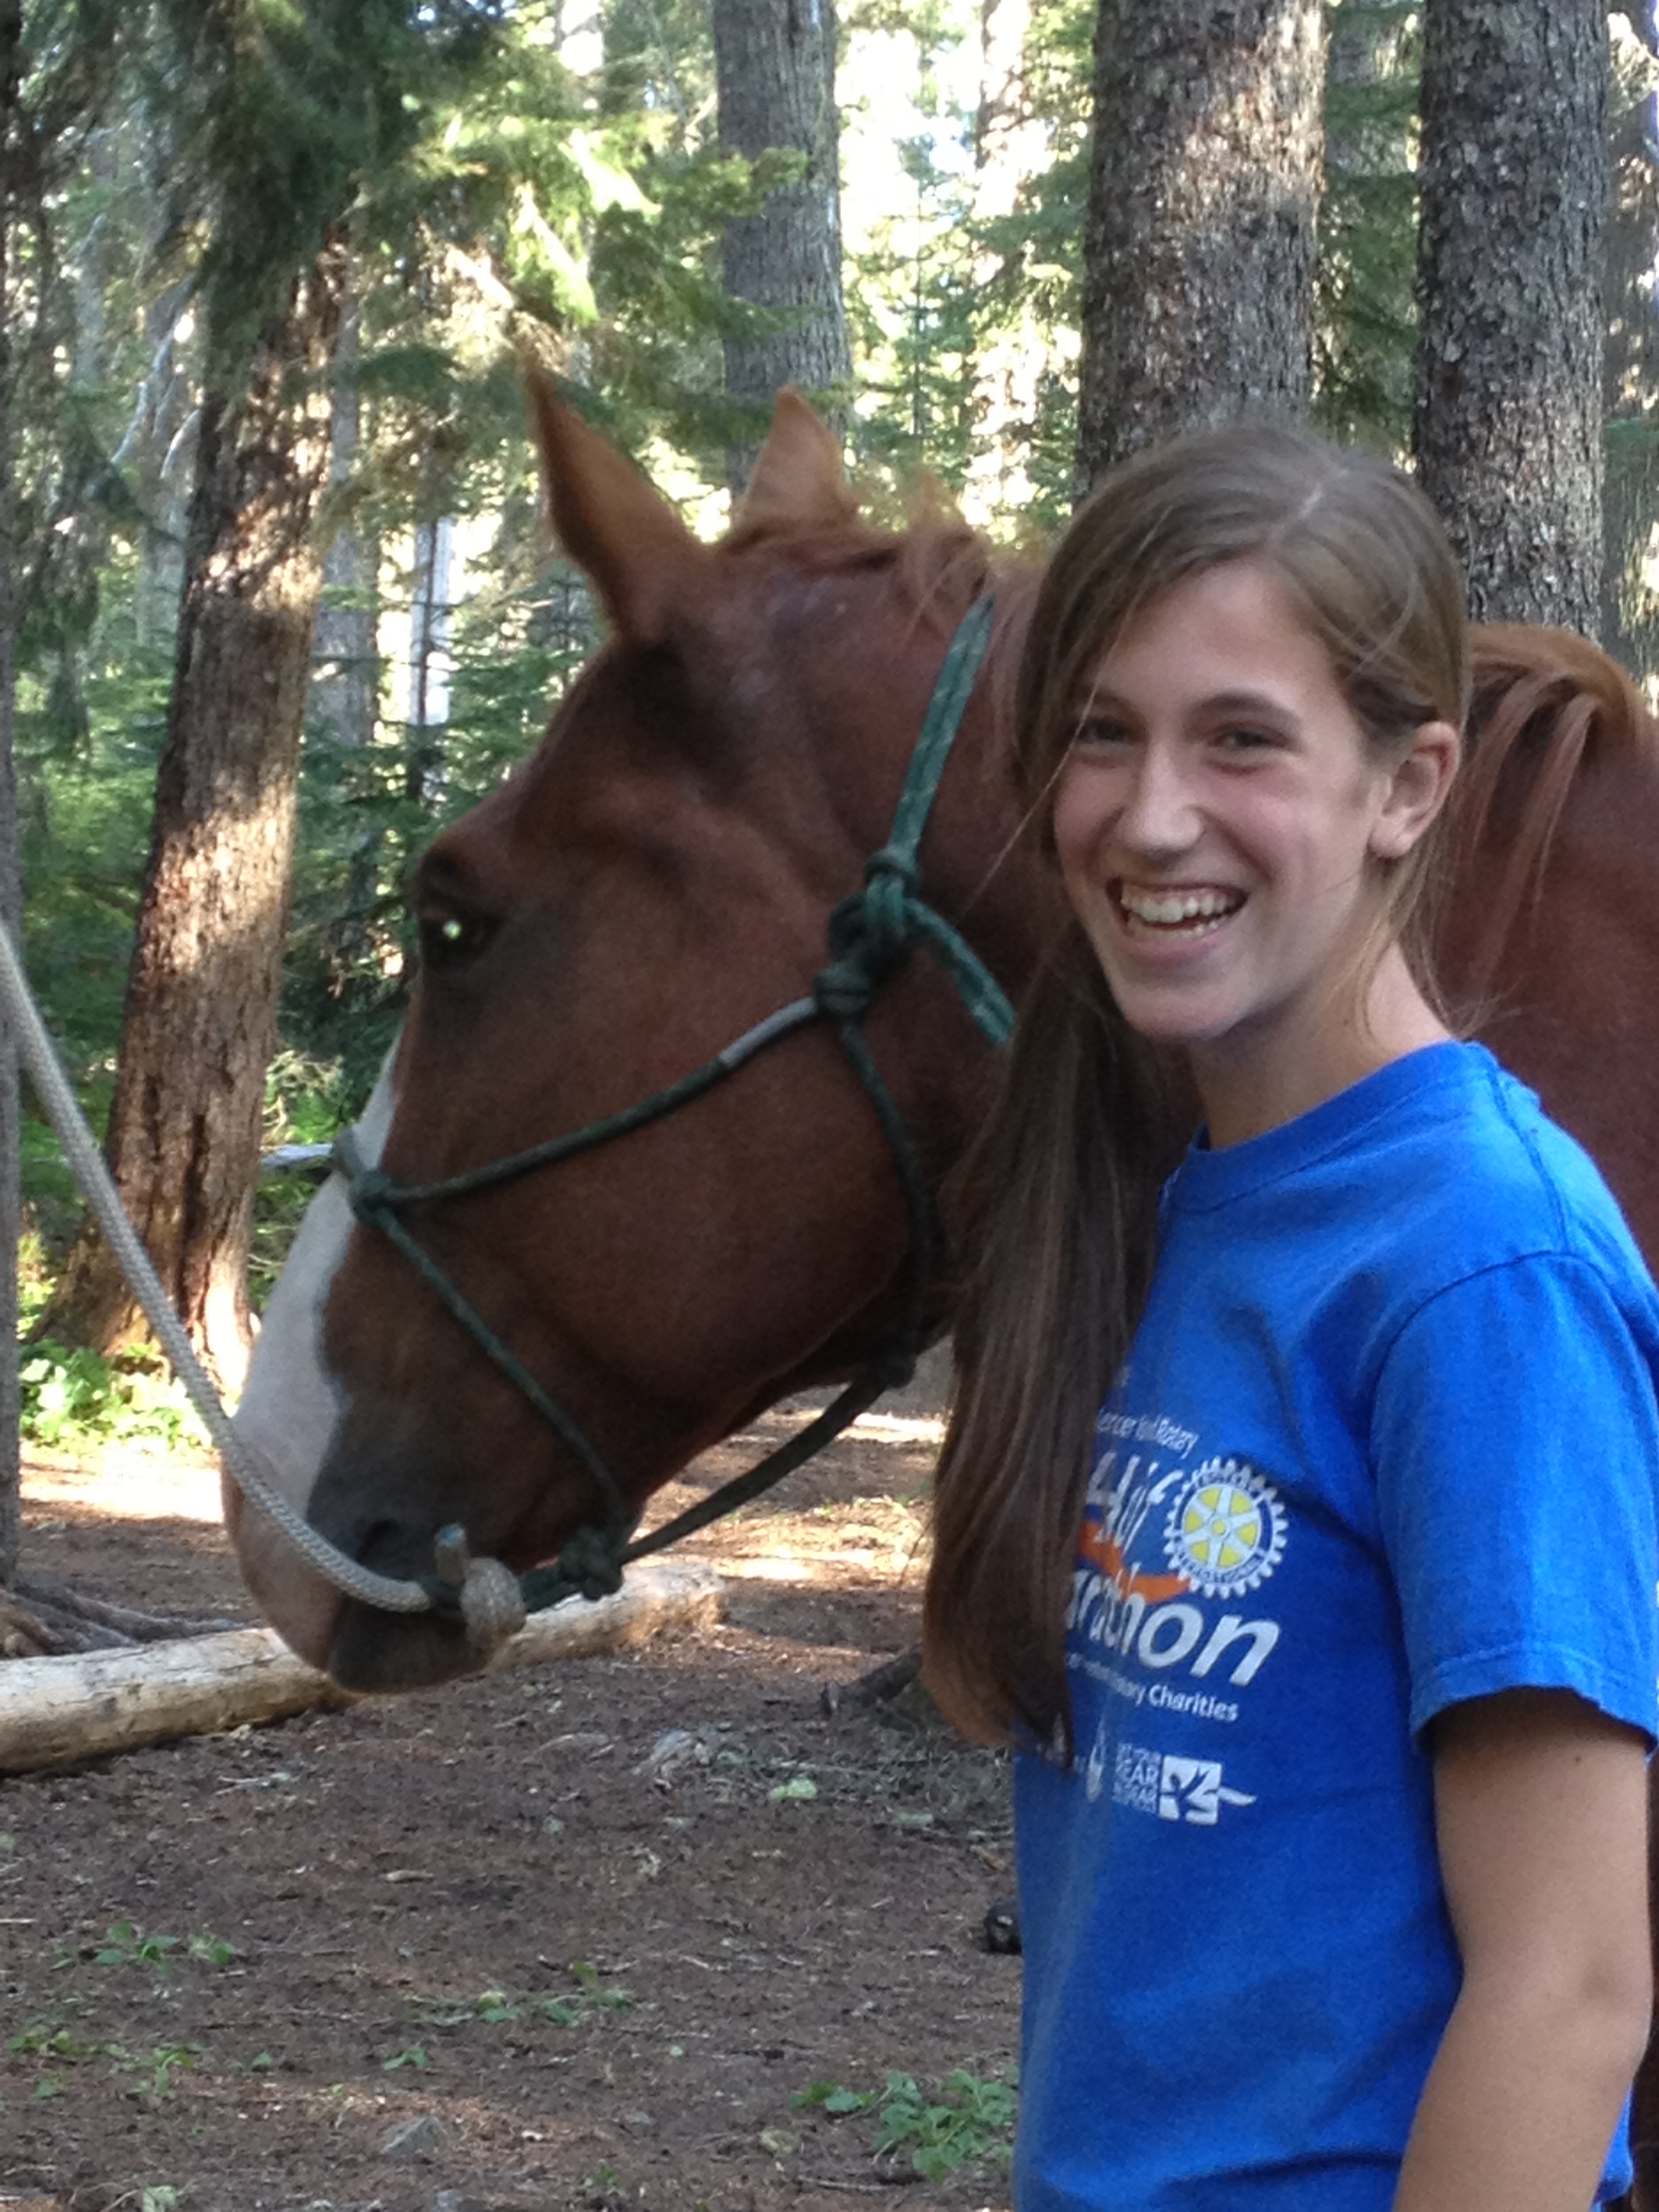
[0,1387,1020,2212]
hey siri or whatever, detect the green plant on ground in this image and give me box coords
[112,2039,205,2105]
[544,1959,634,2024]
[20,1342,208,1452]
[10,2020,109,2062]
[405,1986,519,2027]
[403,1959,634,2032]
[794,2064,1018,2182]
[8,2018,207,2106]
[50,1920,240,1973]
[576,2163,625,2209]
[70,1920,238,1972]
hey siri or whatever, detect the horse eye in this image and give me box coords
[420,911,495,967]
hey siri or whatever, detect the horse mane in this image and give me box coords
[722,494,1042,739]
[1446,624,1658,999]
[722,497,1001,606]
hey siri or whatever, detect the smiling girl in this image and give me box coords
[925,426,1659,2211]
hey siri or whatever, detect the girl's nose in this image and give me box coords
[1117,743,1201,859]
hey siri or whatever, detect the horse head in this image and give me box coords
[229,380,1046,1691]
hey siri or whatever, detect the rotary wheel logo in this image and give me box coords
[1162,1457,1286,1598]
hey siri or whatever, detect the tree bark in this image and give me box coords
[1075,0,1324,495]
[0,0,22,1591]
[46,234,347,1393]
[712,0,852,497]
[1412,0,1609,634]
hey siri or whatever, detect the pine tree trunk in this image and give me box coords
[0,0,22,1589]
[46,233,347,1393]
[1412,0,1609,634]
[712,0,852,496]
[1075,0,1325,495]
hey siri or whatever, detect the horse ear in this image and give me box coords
[733,389,858,538]
[524,369,704,643]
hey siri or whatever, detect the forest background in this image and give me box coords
[1,0,1656,1522]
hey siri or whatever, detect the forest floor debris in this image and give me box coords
[0,1393,1018,2212]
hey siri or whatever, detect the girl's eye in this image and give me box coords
[1070,716,1134,752]
[1215,724,1277,754]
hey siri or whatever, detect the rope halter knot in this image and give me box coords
[812,847,924,1022]
[332,1130,401,1224]
[558,1524,628,1602]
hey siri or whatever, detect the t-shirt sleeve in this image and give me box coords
[1371,1252,1659,1745]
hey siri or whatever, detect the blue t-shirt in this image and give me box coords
[1014,1043,1659,2212]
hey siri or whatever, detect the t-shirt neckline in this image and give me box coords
[1170,1040,1496,1212]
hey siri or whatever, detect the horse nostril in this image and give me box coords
[311,1500,414,1576]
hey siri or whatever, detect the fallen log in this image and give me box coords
[0,1558,726,1775]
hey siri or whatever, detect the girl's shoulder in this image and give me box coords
[1351,1046,1659,1364]
[1166,1040,1659,1347]
[1405,1044,1646,1289]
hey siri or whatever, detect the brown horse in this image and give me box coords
[230,385,1659,1696]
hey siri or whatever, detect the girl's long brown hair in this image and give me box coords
[924,424,1470,1748]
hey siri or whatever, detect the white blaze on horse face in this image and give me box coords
[222,1057,398,1666]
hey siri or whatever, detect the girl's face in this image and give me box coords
[1052,558,1456,1138]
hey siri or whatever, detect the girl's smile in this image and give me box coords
[1113,879,1246,939]
[1052,559,1458,1142]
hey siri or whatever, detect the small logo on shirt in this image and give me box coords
[1162,1456,1286,1599]
[1100,1740,1256,1826]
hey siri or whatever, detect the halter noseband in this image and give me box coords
[332,597,1012,1620]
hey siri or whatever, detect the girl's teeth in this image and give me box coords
[1122,888,1240,928]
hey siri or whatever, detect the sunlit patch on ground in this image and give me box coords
[21,1448,224,1525]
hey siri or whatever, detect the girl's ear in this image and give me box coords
[1370,720,1461,861]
